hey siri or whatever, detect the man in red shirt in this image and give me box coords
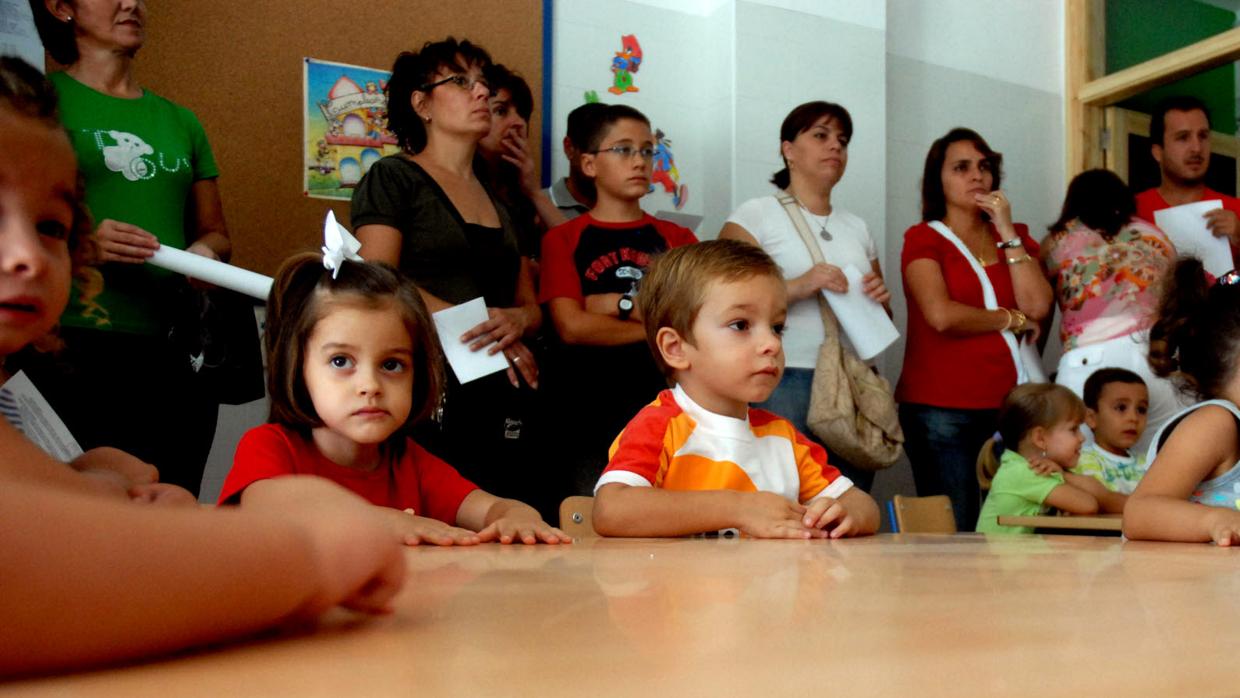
[1135,96,1240,263]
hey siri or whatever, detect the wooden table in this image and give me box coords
[5,534,1240,697]
[997,513,1124,532]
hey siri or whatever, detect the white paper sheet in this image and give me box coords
[0,370,82,461]
[432,297,509,384]
[1154,200,1234,277]
[822,264,900,361]
[148,246,274,300]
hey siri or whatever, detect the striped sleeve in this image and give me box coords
[595,391,682,492]
[751,409,851,503]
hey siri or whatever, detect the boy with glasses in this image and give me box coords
[539,104,697,496]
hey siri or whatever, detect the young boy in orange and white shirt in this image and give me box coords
[591,239,879,538]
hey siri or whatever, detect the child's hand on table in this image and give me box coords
[803,495,865,538]
[737,491,817,539]
[392,509,483,546]
[476,513,573,545]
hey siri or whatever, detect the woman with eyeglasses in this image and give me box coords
[353,38,542,508]
[719,101,891,492]
[896,128,1053,532]
[1041,168,1182,452]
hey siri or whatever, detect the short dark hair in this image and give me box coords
[566,101,608,152]
[1150,95,1211,147]
[483,63,533,121]
[639,239,783,378]
[582,104,650,153]
[770,101,853,190]
[1082,368,1146,410]
[1049,168,1135,241]
[386,37,493,154]
[28,0,77,65]
[1149,257,1240,400]
[921,127,1003,222]
[265,253,443,458]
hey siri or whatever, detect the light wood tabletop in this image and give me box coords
[996,513,1124,532]
[4,534,1238,697]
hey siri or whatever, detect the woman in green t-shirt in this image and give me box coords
[26,0,232,496]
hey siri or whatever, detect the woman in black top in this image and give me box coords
[353,38,543,506]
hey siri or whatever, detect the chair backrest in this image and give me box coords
[559,496,597,538]
[892,494,957,534]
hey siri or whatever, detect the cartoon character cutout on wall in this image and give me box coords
[609,34,642,95]
[315,75,396,186]
[650,129,687,210]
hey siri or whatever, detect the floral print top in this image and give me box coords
[1043,217,1175,351]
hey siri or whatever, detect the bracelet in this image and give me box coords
[1000,308,1013,331]
[1005,253,1033,265]
[1010,309,1028,333]
[996,238,1023,249]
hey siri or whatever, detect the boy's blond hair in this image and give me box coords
[638,239,783,378]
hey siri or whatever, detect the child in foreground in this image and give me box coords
[976,383,1119,534]
[220,253,570,545]
[1125,260,1240,544]
[0,56,404,677]
[591,239,879,538]
[1073,368,1150,502]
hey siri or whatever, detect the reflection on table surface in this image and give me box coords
[5,534,1238,697]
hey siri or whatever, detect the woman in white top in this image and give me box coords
[720,101,890,490]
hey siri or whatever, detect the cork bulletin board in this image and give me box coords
[131,0,543,275]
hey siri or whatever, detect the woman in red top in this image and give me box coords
[897,128,1053,531]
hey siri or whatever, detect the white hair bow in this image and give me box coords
[321,210,363,279]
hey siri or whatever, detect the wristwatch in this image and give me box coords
[617,293,635,321]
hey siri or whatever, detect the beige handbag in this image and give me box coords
[776,193,903,471]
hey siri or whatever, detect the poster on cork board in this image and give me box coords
[303,57,400,200]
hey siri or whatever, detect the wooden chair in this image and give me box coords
[890,494,956,534]
[559,496,597,538]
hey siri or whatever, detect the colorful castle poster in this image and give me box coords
[303,57,400,200]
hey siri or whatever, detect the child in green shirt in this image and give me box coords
[976,383,1117,533]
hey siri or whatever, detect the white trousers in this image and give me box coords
[1055,332,1191,455]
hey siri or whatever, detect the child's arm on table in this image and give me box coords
[0,419,136,499]
[801,487,880,538]
[455,490,572,544]
[1064,472,1127,513]
[0,475,403,678]
[1044,474,1100,515]
[1125,407,1240,544]
[593,483,817,538]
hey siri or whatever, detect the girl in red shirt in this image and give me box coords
[221,253,570,546]
[897,128,1053,531]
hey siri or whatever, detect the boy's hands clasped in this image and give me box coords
[736,490,873,539]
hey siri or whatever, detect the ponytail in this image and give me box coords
[1149,258,1240,399]
[977,436,1002,491]
[769,167,791,190]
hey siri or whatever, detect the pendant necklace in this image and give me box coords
[793,194,833,241]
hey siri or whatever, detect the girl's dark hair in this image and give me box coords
[483,63,533,121]
[977,383,1085,488]
[386,37,493,154]
[1149,258,1240,400]
[0,56,100,330]
[265,253,444,459]
[769,101,853,190]
[1048,169,1135,241]
[28,0,78,65]
[921,127,1003,222]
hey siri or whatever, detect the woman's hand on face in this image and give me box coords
[500,127,539,197]
[794,263,848,296]
[461,307,528,354]
[973,189,1014,230]
[92,219,159,264]
[861,271,890,305]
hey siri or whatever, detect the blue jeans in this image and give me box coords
[756,367,875,492]
[898,403,998,532]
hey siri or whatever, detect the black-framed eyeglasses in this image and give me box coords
[1218,269,1240,286]
[591,144,657,161]
[418,74,491,97]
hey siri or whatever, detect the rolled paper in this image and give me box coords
[148,246,274,301]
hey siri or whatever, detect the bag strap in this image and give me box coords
[775,192,841,337]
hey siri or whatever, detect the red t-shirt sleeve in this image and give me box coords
[538,221,585,303]
[901,223,945,270]
[409,443,479,524]
[602,392,680,485]
[658,220,698,248]
[218,424,298,504]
